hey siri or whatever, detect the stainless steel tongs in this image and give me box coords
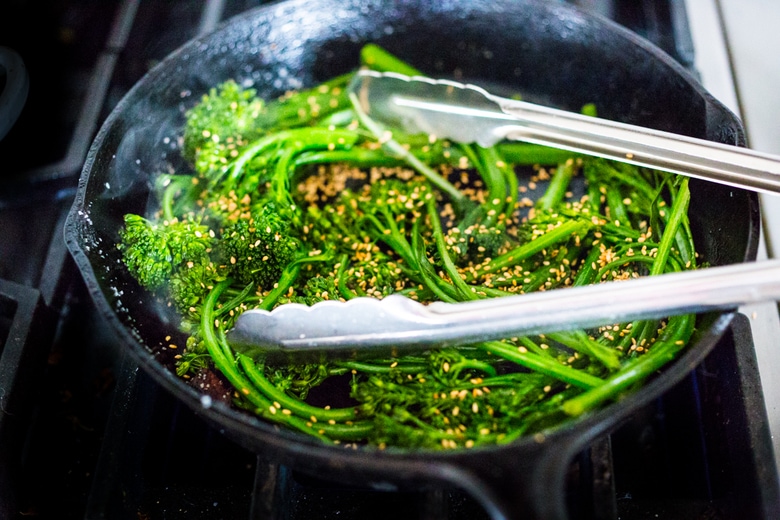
[227,71,780,360]
[227,259,780,361]
[348,70,780,194]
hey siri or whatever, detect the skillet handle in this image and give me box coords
[434,429,593,520]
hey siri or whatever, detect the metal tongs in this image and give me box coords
[228,260,780,361]
[348,70,780,194]
[227,71,780,360]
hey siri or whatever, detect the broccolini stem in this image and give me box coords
[258,252,333,310]
[584,159,658,204]
[605,184,631,228]
[650,177,690,276]
[498,143,582,166]
[572,245,602,287]
[447,358,498,378]
[256,72,353,129]
[348,91,471,212]
[258,262,302,310]
[512,246,576,293]
[214,282,255,318]
[665,179,697,267]
[389,408,465,442]
[480,145,515,227]
[459,144,509,228]
[561,313,695,416]
[426,196,480,301]
[361,211,418,271]
[158,174,198,222]
[595,255,655,280]
[225,131,289,187]
[621,319,659,358]
[294,149,404,169]
[546,330,622,371]
[270,127,361,206]
[308,420,375,442]
[335,254,358,300]
[536,160,576,211]
[411,234,462,303]
[478,340,604,389]
[200,281,330,441]
[416,257,459,303]
[162,187,178,223]
[238,356,359,422]
[518,336,556,357]
[337,360,429,374]
[470,219,591,281]
[293,136,461,169]
[359,43,423,76]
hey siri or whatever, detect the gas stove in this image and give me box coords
[1,1,779,518]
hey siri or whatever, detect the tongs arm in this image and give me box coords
[227,259,780,361]
[351,70,780,195]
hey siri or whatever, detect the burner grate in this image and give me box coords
[0,280,51,518]
[71,315,776,520]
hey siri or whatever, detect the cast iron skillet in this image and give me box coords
[64,0,759,518]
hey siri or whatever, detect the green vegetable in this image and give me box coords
[118,214,213,292]
[219,202,300,289]
[118,44,700,450]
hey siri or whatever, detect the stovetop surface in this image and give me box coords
[1,1,779,519]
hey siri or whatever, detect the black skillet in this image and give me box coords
[63,1,759,518]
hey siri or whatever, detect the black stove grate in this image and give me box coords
[0,281,49,519]
[1,1,779,518]
[80,314,780,519]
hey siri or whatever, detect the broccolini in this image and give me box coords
[118,44,700,450]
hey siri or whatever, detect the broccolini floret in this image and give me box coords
[118,214,213,291]
[168,256,223,315]
[219,202,301,289]
[445,223,510,265]
[183,80,266,175]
